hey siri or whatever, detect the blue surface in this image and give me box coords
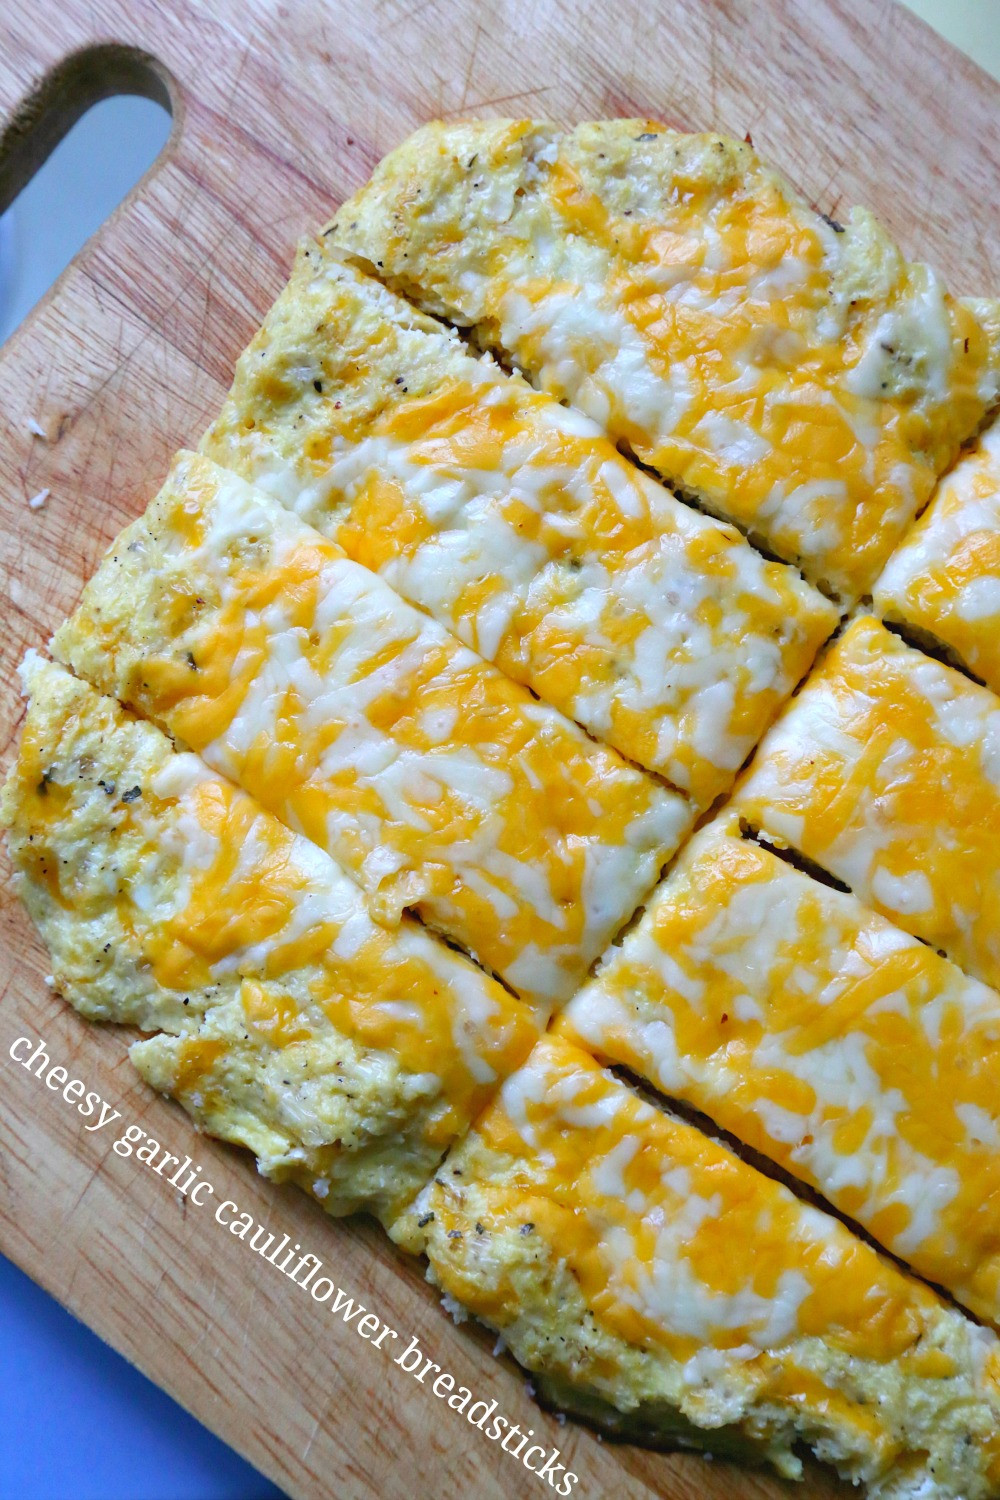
[0,1254,289,1500]
[0,95,172,343]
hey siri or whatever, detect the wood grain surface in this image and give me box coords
[1,3,997,1497]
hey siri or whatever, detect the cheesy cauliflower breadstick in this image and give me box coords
[52,452,690,1011]
[876,416,1000,693]
[737,615,1000,993]
[559,815,1000,1327]
[392,1035,1000,1498]
[331,120,1000,602]
[1,657,540,1224]
[202,245,836,807]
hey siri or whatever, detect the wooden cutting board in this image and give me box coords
[1,3,998,1497]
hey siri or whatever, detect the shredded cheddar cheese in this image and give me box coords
[738,614,1000,992]
[52,451,690,1010]
[203,246,836,806]
[394,1034,1000,1494]
[876,416,1000,693]
[332,120,1000,601]
[560,816,1000,1326]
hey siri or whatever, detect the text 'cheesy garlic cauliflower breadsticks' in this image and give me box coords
[52,451,691,1012]
[330,120,1000,602]
[393,1034,1000,1499]
[0,657,540,1225]
[559,814,1000,1328]
[737,614,1000,993]
[201,243,837,808]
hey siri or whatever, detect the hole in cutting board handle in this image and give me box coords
[0,44,174,345]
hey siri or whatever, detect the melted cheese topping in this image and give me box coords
[3,656,539,1218]
[560,819,1000,1325]
[415,1034,973,1372]
[738,615,1000,991]
[203,247,835,806]
[53,453,689,1009]
[333,120,1000,601]
[876,418,1000,693]
[406,1034,1000,1493]
[134,761,533,1103]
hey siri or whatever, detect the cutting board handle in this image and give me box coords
[0,42,174,217]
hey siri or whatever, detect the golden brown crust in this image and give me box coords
[1,654,204,1029]
[203,240,485,484]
